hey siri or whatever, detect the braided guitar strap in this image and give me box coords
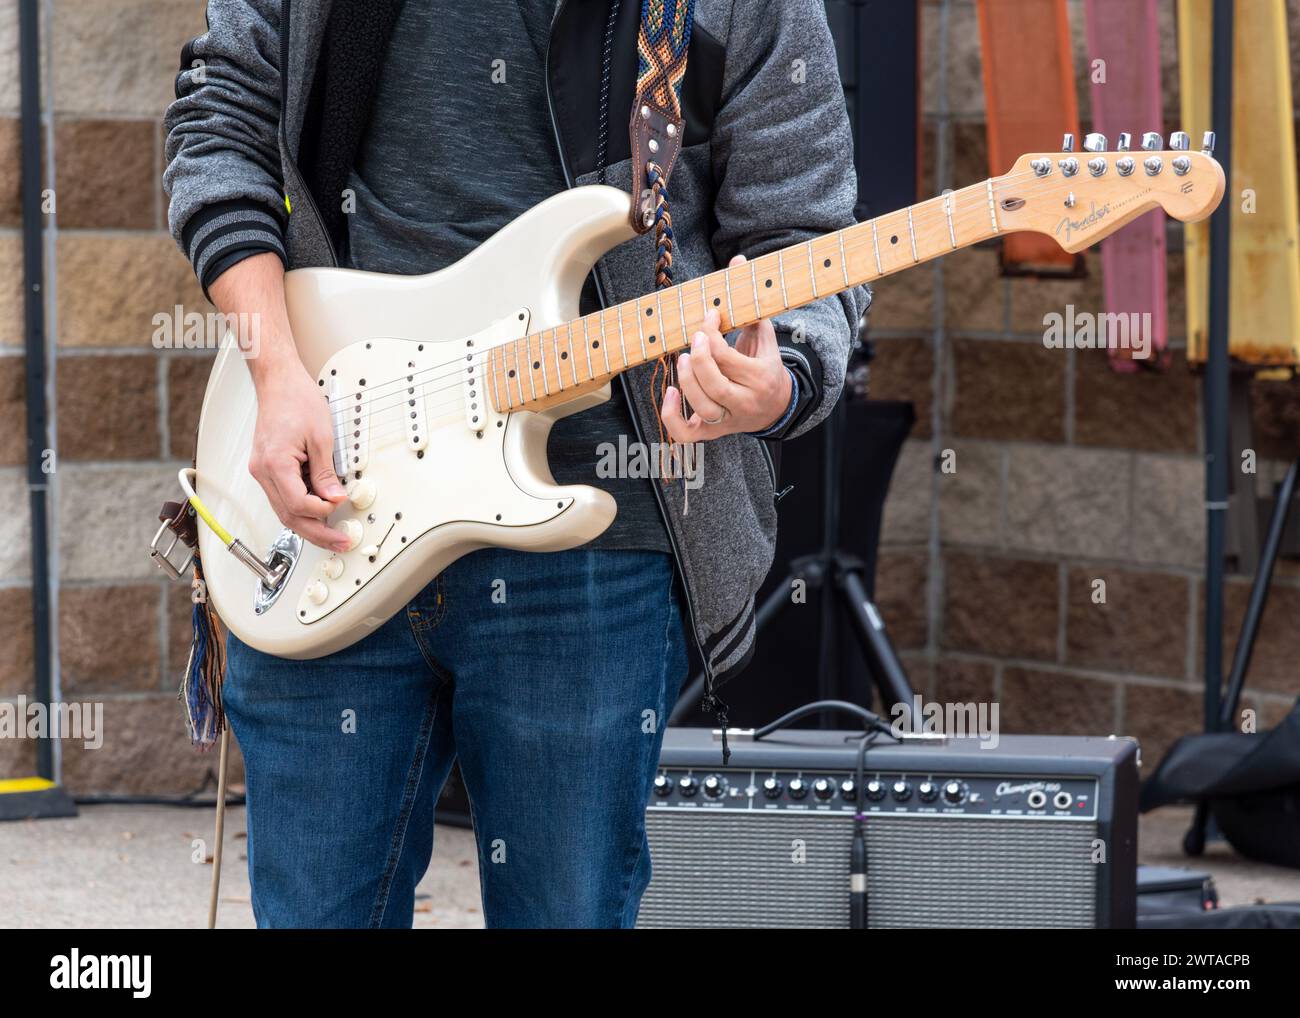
[631,0,695,483]
[630,1,732,758]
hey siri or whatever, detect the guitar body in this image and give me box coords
[196,185,638,659]
[180,143,1224,662]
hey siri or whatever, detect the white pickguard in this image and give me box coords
[194,185,635,658]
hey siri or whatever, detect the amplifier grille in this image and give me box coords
[639,811,1099,928]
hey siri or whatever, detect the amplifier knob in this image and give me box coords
[812,778,835,801]
[892,780,912,802]
[678,776,699,797]
[762,777,783,799]
[787,778,808,799]
[865,779,886,802]
[839,779,857,801]
[918,780,939,803]
[703,775,725,798]
[653,774,673,797]
[943,780,967,804]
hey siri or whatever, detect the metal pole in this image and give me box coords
[18,0,54,780]
[1202,0,1234,733]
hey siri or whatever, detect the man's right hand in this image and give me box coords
[209,252,350,552]
[247,361,351,552]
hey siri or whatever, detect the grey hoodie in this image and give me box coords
[163,0,868,694]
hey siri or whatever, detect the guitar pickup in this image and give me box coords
[328,373,370,476]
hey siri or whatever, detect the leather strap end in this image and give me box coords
[629,98,685,234]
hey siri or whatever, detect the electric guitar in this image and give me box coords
[154,133,1224,659]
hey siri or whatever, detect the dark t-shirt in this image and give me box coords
[345,0,670,552]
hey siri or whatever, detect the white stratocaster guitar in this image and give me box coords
[154,133,1224,659]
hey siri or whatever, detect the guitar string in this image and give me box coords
[346,164,1169,451]
[329,162,1148,442]
[316,163,1093,415]
[320,160,1159,420]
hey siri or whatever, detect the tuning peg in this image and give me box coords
[1083,132,1107,153]
[1141,132,1162,151]
[1202,131,1216,154]
[1170,131,1190,151]
[1117,132,1132,151]
[1062,133,1075,152]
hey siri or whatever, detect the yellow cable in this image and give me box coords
[178,468,234,547]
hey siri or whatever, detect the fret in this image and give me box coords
[566,322,579,386]
[870,221,882,274]
[551,328,563,387]
[580,318,593,380]
[537,332,551,396]
[750,259,760,318]
[489,348,502,412]
[699,276,710,332]
[986,179,999,232]
[807,241,818,299]
[676,284,688,351]
[777,250,788,307]
[521,338,536,402]
[840,230,851,285]
[597,312,611,375]
[616,305,629,368]
[633,302,647,362]
[654,291,666,355]
[944,193,956,248]
[725,276,735,330]
[907,207,918,262]
[634,302,647,360]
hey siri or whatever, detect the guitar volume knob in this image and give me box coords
[347,479,376,510]
[339,519,364,551]
[322,557,344,579]
[305,580,329,605]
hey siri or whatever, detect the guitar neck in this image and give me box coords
[486,179,1004,412]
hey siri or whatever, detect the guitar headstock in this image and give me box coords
[996,131,1225,252]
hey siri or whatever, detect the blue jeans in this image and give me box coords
[223,547,687,928]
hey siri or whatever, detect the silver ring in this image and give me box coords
[700,408,729,426]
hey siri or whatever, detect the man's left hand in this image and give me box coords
[660,253,793,442]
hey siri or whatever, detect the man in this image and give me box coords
[165,0,865,928]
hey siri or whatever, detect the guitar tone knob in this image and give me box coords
[322,557,344,579]
[339,519,364,551]
[347,479,376,510]
[305,580,329,605]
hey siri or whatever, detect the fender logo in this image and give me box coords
[1056,201,1111,243]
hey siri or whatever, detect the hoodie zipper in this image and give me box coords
[545,0,712,685]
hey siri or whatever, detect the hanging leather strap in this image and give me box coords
[629,0,694,233]
[976,0,1081,275]
[1084,0,1169,373]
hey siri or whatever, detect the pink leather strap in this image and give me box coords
[1085,0,1169,371]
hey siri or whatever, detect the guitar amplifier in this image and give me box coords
[639,728,1139,929]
